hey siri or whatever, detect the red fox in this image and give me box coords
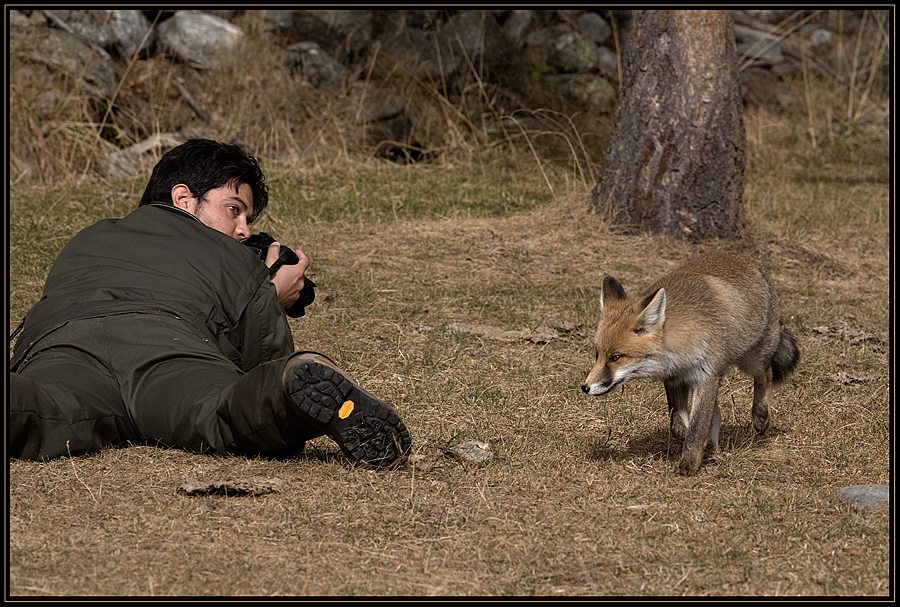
[581,251,799,476]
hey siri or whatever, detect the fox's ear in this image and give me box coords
[635,288,666,333]
[600,275,627,311]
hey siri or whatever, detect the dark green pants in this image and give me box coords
[9,314,319,460]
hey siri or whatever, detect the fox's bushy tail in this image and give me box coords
[771,326,799,385]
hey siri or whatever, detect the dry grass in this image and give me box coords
[7,12,891,597]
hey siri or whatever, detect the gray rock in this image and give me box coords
[9,10,35,29]
[43,9,153,57]
[830,484,890,509]
[106,10,154,58]
[370,11,508,83]
[446,441,494,464]
[264,9,294,33]
[375,25,461,81]
[597,45,620,80]
[291,10,372,59]
[549,24,602,73]
[578,11,612,46]
[36,30,118,99]
[540,73,616,113]
[447,10,509,66]
[500,10,534,49]
[810,28,833,48]
[157,10,243,70]
[288,41,348,90]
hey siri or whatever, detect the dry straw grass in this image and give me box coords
[8,10,890,597]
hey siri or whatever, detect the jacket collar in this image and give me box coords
[147,203,203,224]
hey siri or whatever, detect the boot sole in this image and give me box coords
[285,360,411,468]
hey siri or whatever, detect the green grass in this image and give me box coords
[263,158,555,225]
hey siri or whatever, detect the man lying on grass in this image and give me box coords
[9,139,411,468]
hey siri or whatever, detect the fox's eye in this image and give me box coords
[608,354,622,363]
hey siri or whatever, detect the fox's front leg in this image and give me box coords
[675,378,720,476]
[664,381,690,440]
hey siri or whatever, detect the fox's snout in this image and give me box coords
[582,359,617,396]
[580,377,615,396]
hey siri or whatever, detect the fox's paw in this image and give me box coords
[674,452,703,476]
[752,415,769,435]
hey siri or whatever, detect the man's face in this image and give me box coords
[173,183,254,241]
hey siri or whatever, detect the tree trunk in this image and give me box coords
[590,10,746,241]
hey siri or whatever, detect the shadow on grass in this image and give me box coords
[586,423,787,463]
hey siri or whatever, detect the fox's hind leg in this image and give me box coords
[664,381,690,440]
[751,368,772,434]
[707,400,721,452]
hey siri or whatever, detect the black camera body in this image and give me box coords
[243,232,316,318]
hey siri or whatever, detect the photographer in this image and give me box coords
[9,139,411,468]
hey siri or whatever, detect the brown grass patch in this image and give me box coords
[9,151,889,595]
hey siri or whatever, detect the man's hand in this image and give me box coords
[265,242,310,309]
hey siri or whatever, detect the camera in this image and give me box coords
[243,232,316,318]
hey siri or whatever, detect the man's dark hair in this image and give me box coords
[139,139,268,222]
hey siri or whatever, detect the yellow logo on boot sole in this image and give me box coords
[339,400,354,419]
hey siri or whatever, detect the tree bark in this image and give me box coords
[590,10,746,241]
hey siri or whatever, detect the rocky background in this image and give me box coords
[9,9,890,179]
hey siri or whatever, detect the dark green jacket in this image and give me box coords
[10,204,294,372]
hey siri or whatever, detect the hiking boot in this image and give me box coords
[283,353,412,469]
